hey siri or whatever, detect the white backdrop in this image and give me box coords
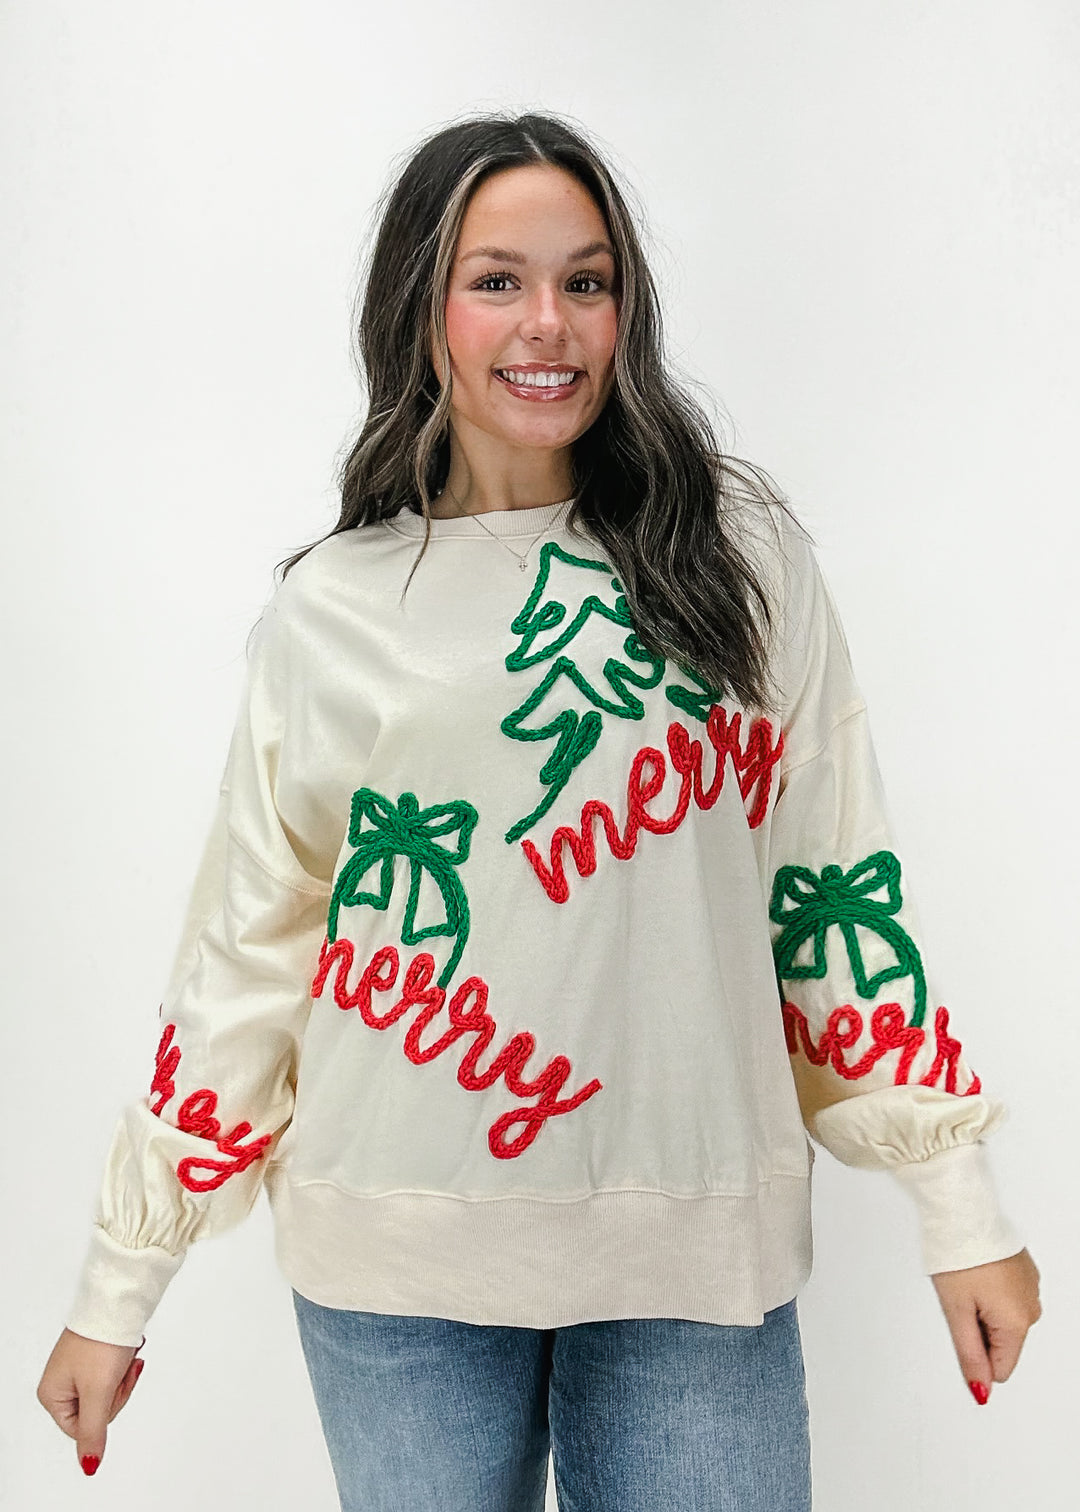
[2,2,1073,1508]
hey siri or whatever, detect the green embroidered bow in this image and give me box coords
[328,788,478,990]
[768,848,928,1028]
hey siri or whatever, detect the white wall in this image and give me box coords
[3,2,1072,1507]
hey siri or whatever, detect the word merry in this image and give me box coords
[781,998,983,1095]
[521,703,783,903]
[149,1020,273,1192]
[309,936,603,1159]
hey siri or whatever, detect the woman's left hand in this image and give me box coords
[930,1247,1042,1403]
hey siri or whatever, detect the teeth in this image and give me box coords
[496,369,579,388]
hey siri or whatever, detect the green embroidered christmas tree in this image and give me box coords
[501,541,728,843]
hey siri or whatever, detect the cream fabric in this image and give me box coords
[65,498,1024,1346]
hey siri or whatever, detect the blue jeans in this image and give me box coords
[291,1289,813,1511]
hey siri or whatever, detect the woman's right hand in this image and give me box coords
[36,1327,146,1476]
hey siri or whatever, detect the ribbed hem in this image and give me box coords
[385,498,576,539]
[889,1141,1026,1274]
[266,1170,814,1327]
[65,1225,186,1347]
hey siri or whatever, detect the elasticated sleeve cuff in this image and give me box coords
[889,1141,1026,1275]
[65,1225,186,1347]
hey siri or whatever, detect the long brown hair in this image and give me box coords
[274,109,809,715]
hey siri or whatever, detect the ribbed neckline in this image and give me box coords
[385,498,576,539]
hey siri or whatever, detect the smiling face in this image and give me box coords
[432,164,620,492]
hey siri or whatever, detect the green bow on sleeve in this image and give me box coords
[768,847,928,1028]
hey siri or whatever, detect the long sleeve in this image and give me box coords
[765,511,1025,1275]
[65,585,333,1346]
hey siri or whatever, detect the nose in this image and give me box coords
[518,282,570,342]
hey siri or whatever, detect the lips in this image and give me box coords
[492,369,584,400]
[492,363,583,374]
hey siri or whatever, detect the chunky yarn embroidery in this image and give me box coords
[149,1016,180,1116]
[313,779,603,1159]
[327,788,478,991]
[501,541,729,843]
[148,1021,273,1192]
[522,703,783,904]
[781,998,983,1096]
[310,936,603,1159]
[769,848,929,1029]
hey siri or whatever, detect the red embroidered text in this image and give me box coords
[781,998,983,1095]
[310,938,603,1159]
[148,1021,274,1192]
[522,704,783,903]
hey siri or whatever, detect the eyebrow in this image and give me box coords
[460,240,615,264]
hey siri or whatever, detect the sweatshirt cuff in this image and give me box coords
[65,1225,186,1347]
[889,1141,1025,1275]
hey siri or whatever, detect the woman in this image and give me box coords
[38,111,1041,1510]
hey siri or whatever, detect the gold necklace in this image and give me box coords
[437,486,574,572]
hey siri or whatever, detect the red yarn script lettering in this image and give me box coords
[781,999,983,1095]
[310,937,603,1159]
[148,1021,274,1192]
[522,704,782,903]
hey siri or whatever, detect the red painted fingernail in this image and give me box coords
[968,1379,990,1405]
[134,1358,145,1379]
[80,1454,100,1475]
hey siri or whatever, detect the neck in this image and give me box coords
[431,482,575,519]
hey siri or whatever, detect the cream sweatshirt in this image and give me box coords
[65,496,1025,1347]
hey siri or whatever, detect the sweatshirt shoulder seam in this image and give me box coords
[224,820,334,898]
[780,698,868,777]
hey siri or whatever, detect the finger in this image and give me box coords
[75,1383,113,1475]
[940,1299,995,1401]
[984,1320,1027,1383]
[39,1380,81,1439]
[107,1358,145,1423]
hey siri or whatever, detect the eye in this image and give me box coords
[568,272,608,294]
[471,270,610,294]
[472,271,516,292]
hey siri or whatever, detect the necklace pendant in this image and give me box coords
[519,558,529,571]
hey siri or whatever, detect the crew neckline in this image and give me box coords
[385,498,576,539]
